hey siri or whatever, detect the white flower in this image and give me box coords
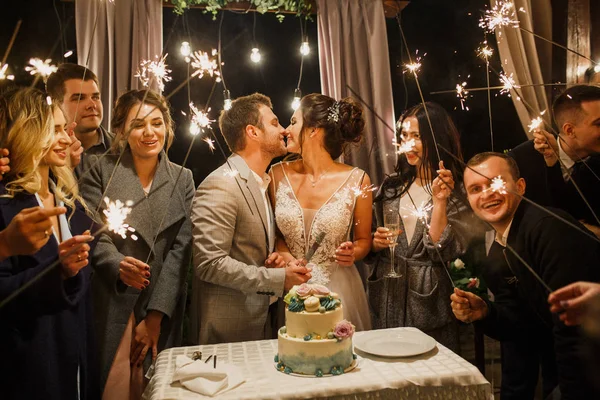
[453,258,465,269]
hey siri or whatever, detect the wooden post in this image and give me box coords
[566,0,591,84]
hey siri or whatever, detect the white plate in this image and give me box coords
[353,330,437,357]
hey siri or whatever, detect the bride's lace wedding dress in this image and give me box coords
[270,161,372,331]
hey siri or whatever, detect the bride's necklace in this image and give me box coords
[307,167,332,187]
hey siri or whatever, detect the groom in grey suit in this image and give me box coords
[191,93,312,345]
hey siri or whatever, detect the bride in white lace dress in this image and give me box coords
[268,94,372,331]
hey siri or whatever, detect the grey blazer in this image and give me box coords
[80,148,194,388]
[190,154,284,345]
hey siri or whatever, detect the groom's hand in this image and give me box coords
[265,252,286,268]
[284,262,312,291]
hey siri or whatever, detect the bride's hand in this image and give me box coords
[335,241,355,267]
[265,252,286,268]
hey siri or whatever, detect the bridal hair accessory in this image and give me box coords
[327,101,341,123]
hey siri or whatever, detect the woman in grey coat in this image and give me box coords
[366,102,476,351]
[80,90,193,399]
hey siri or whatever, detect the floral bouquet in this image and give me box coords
[449,257,488,300]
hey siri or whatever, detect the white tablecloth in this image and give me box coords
[143,327,493,400]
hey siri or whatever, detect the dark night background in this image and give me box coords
[1,0,557,186]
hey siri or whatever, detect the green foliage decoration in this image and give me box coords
[168,0,312,21]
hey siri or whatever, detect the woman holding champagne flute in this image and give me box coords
[366,102,473,350]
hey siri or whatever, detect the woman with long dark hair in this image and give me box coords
[367,102,473,350]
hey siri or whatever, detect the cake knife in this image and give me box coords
[304,231,326,263]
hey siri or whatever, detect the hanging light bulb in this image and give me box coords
[291,88,302,111]
[299,40,310,56]
[180,41,192,58]
[595,64,600,73]
[250,48,262,63]
[223,89,232,111]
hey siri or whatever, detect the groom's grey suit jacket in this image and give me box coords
[191,154,283,344]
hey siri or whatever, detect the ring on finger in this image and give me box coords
[77,254,82,261]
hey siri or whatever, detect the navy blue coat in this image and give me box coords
[0,183,100,400]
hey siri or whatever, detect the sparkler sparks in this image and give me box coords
[403,50,425,76]
[488,176,507,194]
[189,103,215,136]
[528,117,544,132]
[203,137,216,152]
[456,82,470,110]
[24,58,58,81]
[102,197,138,240]
[350,184,377,198]
[189,49,221,81]
[135,54,172,92]
[479,1,520,33]
[402,201,433,227]
[0,64,14,80]
[499,72,520,94]
[396,138,416,154]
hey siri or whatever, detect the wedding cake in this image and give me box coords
[275,283,357,376]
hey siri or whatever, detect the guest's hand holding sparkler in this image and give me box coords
[0,148,9,180]
[335,241,355,267]
[119,256,150,290]
[59,230,94,279]
[548,281,600,326]
[450,287,488,323]
[0,206,67,261]
[432,161,454,202]
[66,122,83,168]
[265,252,286,268]
[532,129,558,167]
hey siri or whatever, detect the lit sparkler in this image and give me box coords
[403,50,425,76]
[102,197,138,240]
[0,64,14,80]
[135,54,172,92]
[477,45,494,60]
[402,201,433,227]
[396,138,416,154]
[488,176,507,194]
[479,1,520,33]
[528,117,544,132]
[189,103,215,136]
[456,82,470,110]
[24,58,58,81]
[189,49,221,81]
[350,184,378,198]
[203,137,216,152]
[499,72,520,95]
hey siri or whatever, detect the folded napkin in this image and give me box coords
[172,355,245,397]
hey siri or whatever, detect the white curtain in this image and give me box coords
[76,0,163,128]
[317,0,396,186]
[492,0,552,138]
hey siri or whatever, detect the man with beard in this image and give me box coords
[190,93,311,345]
[451,152,600,399]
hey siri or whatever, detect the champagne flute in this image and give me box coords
[383,209,401,278]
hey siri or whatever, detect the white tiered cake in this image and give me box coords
[275,283,357,376]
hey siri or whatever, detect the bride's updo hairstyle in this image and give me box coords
[300,94,365,159]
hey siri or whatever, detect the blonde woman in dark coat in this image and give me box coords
[80,90,193,399]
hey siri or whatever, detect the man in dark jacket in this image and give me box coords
[509,84,600,237]
[451,152,600,399]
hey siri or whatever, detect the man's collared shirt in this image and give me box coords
[495,219,514,248]
[557,138,576,181]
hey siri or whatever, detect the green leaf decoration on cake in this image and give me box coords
[284,366,293,374]
[319,296,339,311]
[283,286,298,305]
[274,354,279,363]
[315,369,323,377]
[288,297,305,312]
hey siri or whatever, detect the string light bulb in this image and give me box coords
[180,41,192,58]
[223,89,232,111]
[300,40,310,56]
[291,88,302,111]
[250,48,261,63]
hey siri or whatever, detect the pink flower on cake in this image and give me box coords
[467,277,480,289]
[311,284,330,297]
[296,283,312,298]
[333,320,355,339]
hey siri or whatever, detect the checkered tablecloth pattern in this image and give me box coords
[143,327,493,400]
